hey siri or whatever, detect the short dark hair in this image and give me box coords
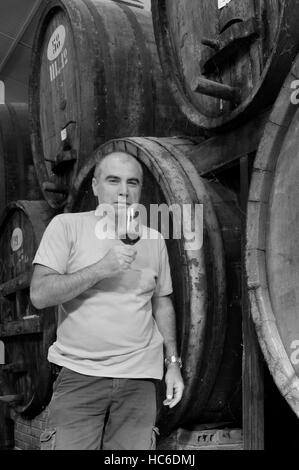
[93,151,143,182]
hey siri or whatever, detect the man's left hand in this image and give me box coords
[163,365,184,409]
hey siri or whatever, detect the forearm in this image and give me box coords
[31,261,109,309]
[152,296,179,357]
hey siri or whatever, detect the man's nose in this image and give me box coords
[118,181,128,196]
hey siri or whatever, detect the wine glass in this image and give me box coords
[119,206,142,274]
[120,206,141,246]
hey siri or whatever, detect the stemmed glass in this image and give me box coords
[120,206,141,246]
[119,206,141,274]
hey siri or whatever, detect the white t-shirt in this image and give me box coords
[33,211,173,379]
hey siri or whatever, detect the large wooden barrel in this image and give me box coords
[151,0,299,132]
[0,201,57,418]
[29,0,194,210]
[65,136,242,436]
[246,55,299,418]
[0,104,42,216]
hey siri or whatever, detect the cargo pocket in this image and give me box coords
[40,428,56,450]
[150,426,160,450]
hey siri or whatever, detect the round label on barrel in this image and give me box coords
[10,228,23,252]
[47,25,66,61]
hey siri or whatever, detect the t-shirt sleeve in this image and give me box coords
[32,215,70,274]
[155,235,173,297]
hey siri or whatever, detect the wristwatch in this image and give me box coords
[164,355,182,368]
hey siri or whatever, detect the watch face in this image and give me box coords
[165,356,182,368]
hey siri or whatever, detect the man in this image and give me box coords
[30,151,184,450]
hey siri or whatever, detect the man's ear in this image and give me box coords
[92,177,97,196]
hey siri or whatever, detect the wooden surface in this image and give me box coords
[0,104,42,216]
[65,136,242,436]
[246,54,299,418]
[0,201,57,418]
[29,0,194,210]
[151,0,299,131]
[241,155,264,450]
[157,427,243,450]
[186,108,269,176]
[197,181,242,425]
[0,402,14,450]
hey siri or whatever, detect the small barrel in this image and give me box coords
[65,136,242,436]
[0,104,42,216]
[0,201,57,418]
[29,0,194,210]
[151,0,299,132]
[246,54,299,418]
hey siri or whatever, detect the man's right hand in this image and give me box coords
[30,245,137,309]
[99,245,137,276]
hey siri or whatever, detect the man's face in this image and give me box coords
[92,152,143,215]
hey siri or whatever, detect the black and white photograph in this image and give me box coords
[0,0,299,455]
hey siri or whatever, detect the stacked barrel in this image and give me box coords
[149,0,299,446]
[1,0,299,450]
[0,104,52,449]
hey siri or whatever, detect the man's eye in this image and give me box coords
[128,181,138,186]
[108,178,118,183]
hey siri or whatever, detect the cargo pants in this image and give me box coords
[40,367,159,450]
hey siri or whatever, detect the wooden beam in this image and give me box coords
[240,155,264,450]
[186,109,269,176]
[0,271,32,297]
[0,316,41,337]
